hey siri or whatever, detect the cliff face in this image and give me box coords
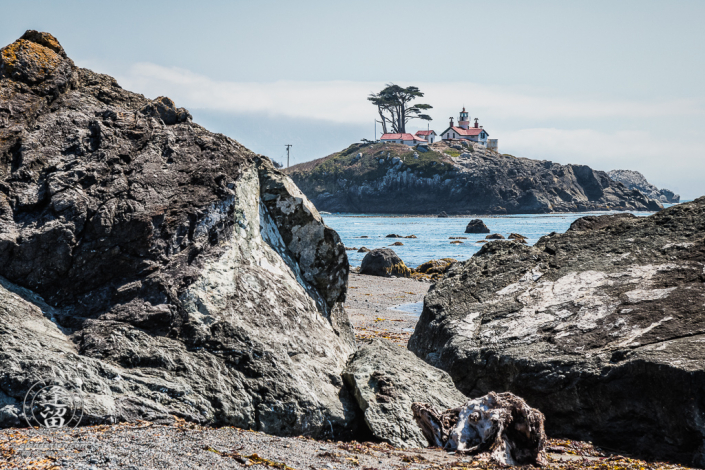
[0,31,356,436]
[287,141,663,215]
[408,198,705,465]
[608,169,680,203]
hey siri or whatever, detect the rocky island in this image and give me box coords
[286,140,663,215]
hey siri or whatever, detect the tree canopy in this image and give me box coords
[368,84,432,135]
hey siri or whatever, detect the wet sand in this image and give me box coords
[345,273,430,344]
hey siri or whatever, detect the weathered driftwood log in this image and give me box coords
[412,392,547,467]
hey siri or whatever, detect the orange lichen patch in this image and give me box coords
[0,39,63,82]
[19,30,64,55]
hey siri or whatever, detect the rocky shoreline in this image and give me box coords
[1,30,704,470]
[0,275,698,469]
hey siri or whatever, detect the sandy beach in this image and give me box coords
[345,273,430,344]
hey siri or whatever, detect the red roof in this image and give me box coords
[447,126,485,136]
[416,130,436,136]
[380,133,427,142]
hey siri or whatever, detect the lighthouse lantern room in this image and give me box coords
[458,107,470,129]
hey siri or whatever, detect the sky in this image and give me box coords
[2,0,704,199]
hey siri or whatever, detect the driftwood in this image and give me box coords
[412,392,547,467]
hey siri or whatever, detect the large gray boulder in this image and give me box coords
[343,339,466,448]
[0,31,357,437]
[409,198,705,466]
[359,248,411,278]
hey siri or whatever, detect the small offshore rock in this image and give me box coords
[389,242,404,246]
[465,219,490,233]
[485,233,505,239]
[358,247,370,253]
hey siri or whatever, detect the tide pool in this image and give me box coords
[322,211,656,268]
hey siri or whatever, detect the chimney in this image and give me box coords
[474,118,479,129]
[450,117,454,127]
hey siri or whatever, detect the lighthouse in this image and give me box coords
[458,107,470,130]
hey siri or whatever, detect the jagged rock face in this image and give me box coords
[287,142,663,215]
[0,31,357,437]
[608,169,680,203]
[409,198,705,466]
[342,339,466,448]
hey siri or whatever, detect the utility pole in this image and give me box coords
[285,144,292,168]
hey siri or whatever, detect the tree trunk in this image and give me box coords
[377,107,388,134]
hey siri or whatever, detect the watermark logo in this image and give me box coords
[23,379,83,429]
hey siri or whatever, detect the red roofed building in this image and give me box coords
[415,130,437,143]
[440,107,490,146]
[380,133,428,146]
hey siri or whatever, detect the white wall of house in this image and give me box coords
[381,139,419,146]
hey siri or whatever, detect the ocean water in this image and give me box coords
[322,211,658,268]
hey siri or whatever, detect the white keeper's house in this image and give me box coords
[440,108,489,146]
[415,130,437,144]
[380,133,428,146]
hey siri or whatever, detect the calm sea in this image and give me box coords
[322,207,679,268]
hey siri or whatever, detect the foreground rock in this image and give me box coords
[0,31,356,436]
[465,219,490,233]
[287,141,663,214]
[409,198,705,465]
[343,339,466,448]
[608,169,680,203]
[413,392,547,467]
[360,248,412,278]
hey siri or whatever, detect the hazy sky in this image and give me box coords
[2,0,704,198]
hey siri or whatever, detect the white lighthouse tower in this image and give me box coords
[458,107,470,129]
